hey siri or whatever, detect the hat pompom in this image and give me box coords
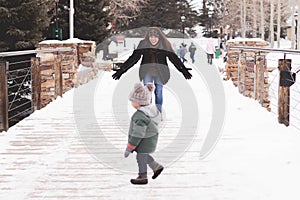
[146,83,155,92]
[133,82,144,90]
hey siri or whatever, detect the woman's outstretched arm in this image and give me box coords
[112,48,143,80]
[167,50,192,79]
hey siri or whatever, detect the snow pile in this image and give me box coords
[39,38,94,44]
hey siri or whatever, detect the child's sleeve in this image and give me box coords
[128,119,148,147]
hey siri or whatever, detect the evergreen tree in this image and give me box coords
[199,0,214,37]
[124,0,200,33]
[0,0,51,51]
[74,0,111,43]
[47,0,112,44]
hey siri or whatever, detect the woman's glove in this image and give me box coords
[112,69,125,80]
[181,67,192,79]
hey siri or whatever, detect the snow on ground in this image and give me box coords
[0,36,300,199]
[95,36,300,199]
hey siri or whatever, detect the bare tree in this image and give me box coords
[223,0,241,37]
[109,0,149,28]
[253,0,258,38]
[242,0,246,38]
[296,2,300,49]
[290,5,296,49]
[222,0,291,42]
[270,0,275,47]
[260,0,265,39]
[277,0,281,47]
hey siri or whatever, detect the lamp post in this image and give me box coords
[69,0,74,39]
[181,15,186,44]
[53,0,73,39]
[295,11,298,49]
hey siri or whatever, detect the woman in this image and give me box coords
[112,27,192,112]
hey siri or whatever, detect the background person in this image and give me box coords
[179,43,188,63]
[188,42,197,63]
[206,37,216,65]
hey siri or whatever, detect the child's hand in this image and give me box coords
[124,147,133,158]
[124,144,135,158]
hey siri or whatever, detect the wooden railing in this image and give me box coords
[227,46,300,129]
[0,48,71,132]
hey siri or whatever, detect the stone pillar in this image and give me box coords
[225,39,270,110]
[36,39,96,108]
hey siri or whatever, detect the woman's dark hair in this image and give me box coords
[143,27,174,52]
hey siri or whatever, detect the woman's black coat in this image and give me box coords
[118,40,190,85]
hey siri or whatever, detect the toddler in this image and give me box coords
[124,82,164,185]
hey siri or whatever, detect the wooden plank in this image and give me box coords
[278,59,291,126]
[238,53,246,94]
[254,55,265,104]
[54,55,63,97]
[0,61,9,131]
[40,65,54,71]
[31,57,41,111]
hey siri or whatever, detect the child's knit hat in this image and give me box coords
[129,83,155,106]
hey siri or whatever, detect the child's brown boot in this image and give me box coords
[130,175,148,185]
[152,165,164,179]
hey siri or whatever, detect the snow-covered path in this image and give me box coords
[0,38,300,200]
